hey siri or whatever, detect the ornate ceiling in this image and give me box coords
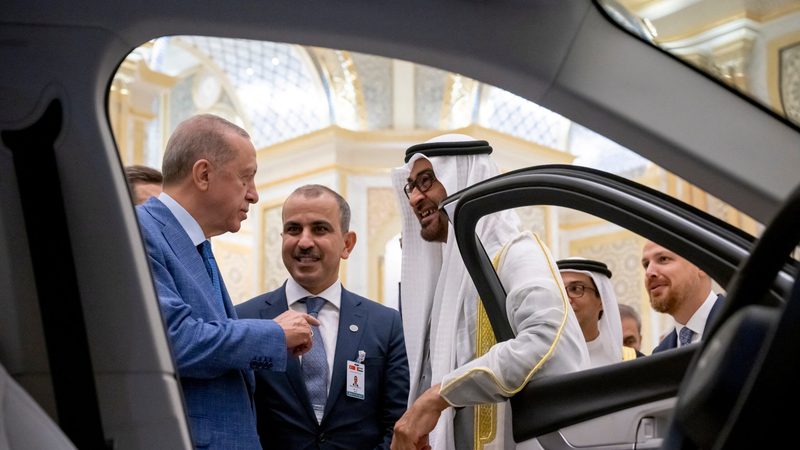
[137,36,578,153]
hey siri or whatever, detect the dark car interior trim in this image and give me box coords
[666,180,800,449]
[2,100,109,449]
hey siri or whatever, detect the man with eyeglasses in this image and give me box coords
[390,134,588,450]
[557,258,637,368]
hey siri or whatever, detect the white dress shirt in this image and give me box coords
[676,290,718,346]
[157,193,206,246]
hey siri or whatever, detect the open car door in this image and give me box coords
[441,164,796,449]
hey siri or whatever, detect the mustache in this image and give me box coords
[415,199,438,211]
[294,248,321,259]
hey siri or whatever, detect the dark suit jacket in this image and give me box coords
[653,294,725,353]
[137,198,287,449]
[236,283,409,450]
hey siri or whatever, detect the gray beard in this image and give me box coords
[420,212,448,243]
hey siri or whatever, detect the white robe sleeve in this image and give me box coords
[438,232,589,406]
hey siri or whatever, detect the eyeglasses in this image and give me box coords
[403,170,437,199]
[564,283,597,298]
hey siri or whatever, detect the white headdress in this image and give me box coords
[557,258,623,367]
[391,134,522,448]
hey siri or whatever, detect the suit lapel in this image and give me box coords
[149,200,228,318]
[161,214,208,292]
[261,285,318,424]
[325,289,366,417]
[705,294,725,331]
[219,277,237,319]
[666,330,678,349]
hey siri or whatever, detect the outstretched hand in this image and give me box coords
[274,309,320,356]
[391,384,449,450]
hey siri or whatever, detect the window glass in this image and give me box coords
[111,36,761,306]
[475,205,729,366]
[597,0,800,128]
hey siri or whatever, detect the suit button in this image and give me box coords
[318,432,326,443]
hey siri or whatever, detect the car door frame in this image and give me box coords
[440,164,794,446]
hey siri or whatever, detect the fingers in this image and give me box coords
[304,313,320,326]
[420,435,430,450]
[391,415,418,450]
[291,341,311,356]
[274,310,315,350]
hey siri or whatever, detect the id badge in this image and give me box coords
[346,360,365,400]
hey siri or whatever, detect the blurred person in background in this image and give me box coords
[618,303,645,358]
[125,164,163,205]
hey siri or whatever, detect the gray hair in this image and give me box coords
[161,114,250,185]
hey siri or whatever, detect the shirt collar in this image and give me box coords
[158,192,206,246]
[678,290,718,339]
[285,277,341,310]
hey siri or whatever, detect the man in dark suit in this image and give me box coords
[642,241,724,353]
[137,114,318,449]
[237,184,409,450]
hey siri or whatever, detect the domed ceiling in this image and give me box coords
[128,35,647,175]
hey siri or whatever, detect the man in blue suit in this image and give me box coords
[237,185,409,450]
[137,114,318,449]
[642,241,725,353]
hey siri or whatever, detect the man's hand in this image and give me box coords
[274,309,319,356]
[391,384,449,450]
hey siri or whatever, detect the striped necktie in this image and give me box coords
[300,296,328,424]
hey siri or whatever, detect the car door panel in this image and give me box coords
[441,164,793,446]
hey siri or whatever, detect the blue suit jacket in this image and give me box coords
[137,197,288,449]
[653,294,725,353]
[236,283,409,450]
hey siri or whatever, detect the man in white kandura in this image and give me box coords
[390,134,589,450]
[558,257,637,367]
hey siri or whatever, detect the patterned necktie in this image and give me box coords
[300,296,328,424]
[198,240,224,306]
[679,326,695,347]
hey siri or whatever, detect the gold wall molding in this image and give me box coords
[213,238,255,305]
[366,187,401,302]
[109,58,177,165]
[768,31,800,120]
[651,3,800,45]
[259,199,289,294]
[309,49,368,129]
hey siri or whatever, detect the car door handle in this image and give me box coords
[635,417,663,449]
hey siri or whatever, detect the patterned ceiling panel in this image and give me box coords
[781,41,800,123]
[479,86,570,149]
[181,36,330,148]
[414,64,448,129]
[143,37,646,175]
[351,53,393,130]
